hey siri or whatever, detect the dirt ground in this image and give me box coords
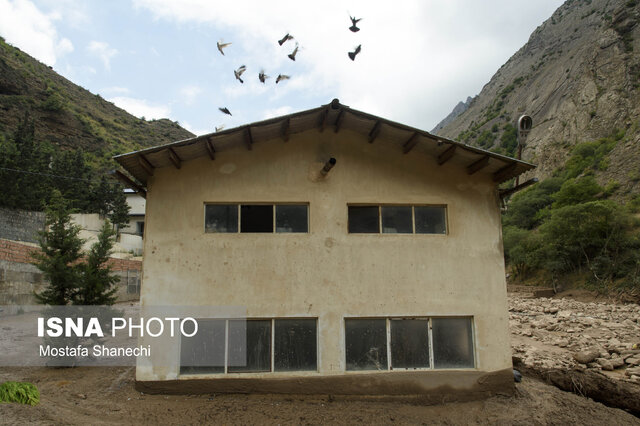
[1,365,639,425]
[1,288,640,425]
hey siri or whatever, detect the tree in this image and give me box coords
[73,221,118,305]
[33,190,84,305]
[108,186,130,232]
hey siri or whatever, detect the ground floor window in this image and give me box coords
[180,318,317,375]
[345,317,474,371]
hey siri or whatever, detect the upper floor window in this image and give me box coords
[205,204,308,233]
[348,205,447,234]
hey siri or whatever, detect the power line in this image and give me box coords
[0,166,120,185]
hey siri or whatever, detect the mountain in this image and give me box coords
[430,96,474,134]
[435,0,640,196]
[0,36,193,168]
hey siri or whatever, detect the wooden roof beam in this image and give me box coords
[113,170,147,199]
[493,162,518,182]
[402,132,419,154]
[437,145,456,165]
[368,120,381,143]
[205,137,216,160]
[281,117,290,142]
[334,109,345,133]
[167,147,181,169]
[138,154,154,177]
[318,108,329,132]
[467,155,490,175]
[245,127,253,151]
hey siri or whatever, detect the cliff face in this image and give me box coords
[436,0,640,196]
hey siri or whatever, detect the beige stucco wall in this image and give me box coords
[136,129,511,386]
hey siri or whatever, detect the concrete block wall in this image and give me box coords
[0,207,45,243]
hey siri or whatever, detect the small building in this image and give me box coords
[114,100,534,399]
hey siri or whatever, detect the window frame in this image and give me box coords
[343,316,475,372]
[347,204,448,235]
[179,317,319,376]
[204,203,310,234]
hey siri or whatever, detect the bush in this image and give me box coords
[503,178,564,229]
[0,381,40,406]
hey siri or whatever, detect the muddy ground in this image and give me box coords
[1,288,640,425]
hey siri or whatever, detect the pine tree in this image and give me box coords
[108,186,130,232]
[32,190,84,305]
[73,220,118,305]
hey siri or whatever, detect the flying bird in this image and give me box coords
[287,44,299,61]
[278,33,294,46]
[348,44,361,61]
[216,41,231,55]
[258,69,269,83]
[276,74,290,84]
[234,65,247,83]
[219,107,232,116]
[349,15,361,32]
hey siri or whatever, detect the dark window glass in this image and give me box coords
[275,205,308,233]
[345,319,387,370]
[381,206,413,234]
[348,206,379,233]
[240,205,273,233]
[390,319,430,369]
[274,319,317,371]
[228,319,271,372]
[205,204,238,233]
[415,206,447,234]
[180,319,225,374]
[136,221,144,236]
[432,318,474,369]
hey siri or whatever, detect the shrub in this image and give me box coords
[0,382,40,406]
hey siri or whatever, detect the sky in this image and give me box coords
[0,0,565,136]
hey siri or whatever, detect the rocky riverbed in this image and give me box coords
[509,292,640,385]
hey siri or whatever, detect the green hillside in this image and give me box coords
[0,36,193,170]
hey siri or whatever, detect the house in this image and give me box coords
[114,99,535,399]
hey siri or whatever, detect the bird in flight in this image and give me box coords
[348,45,361,61]
[219,107,232,116]
[278,33,294,46]
[258,69,269,83]
[288,44,299,61]
[349,16,361,32]
[217,41,231,55]
[276,74,290,84]
[234,65,247,83]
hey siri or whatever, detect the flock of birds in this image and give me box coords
[216,15,363,123]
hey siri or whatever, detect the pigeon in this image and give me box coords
[258,69,269,83]
[219,107,232,116]
[348,44,361,61]
[215,125,225,132]
[349,15,361,32]
[234,65,247,83]
[287,44,299,61]
[276,74,290,84]
[278,33,294,46]
[216,41,231,55]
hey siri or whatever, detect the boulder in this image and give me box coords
[574,350,600,364]
[597,358,614,371]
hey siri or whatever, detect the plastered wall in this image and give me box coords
[137,129,511,382]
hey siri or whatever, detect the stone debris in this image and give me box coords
[509,294,640,384]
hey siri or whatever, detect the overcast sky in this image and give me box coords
[0,0,564,136]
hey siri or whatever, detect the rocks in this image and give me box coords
[509,292,640,383]
[596,358,614,371]
[574,350,601,364]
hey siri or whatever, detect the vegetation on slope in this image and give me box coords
[503,130,640,292]
[0,36,193,171]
